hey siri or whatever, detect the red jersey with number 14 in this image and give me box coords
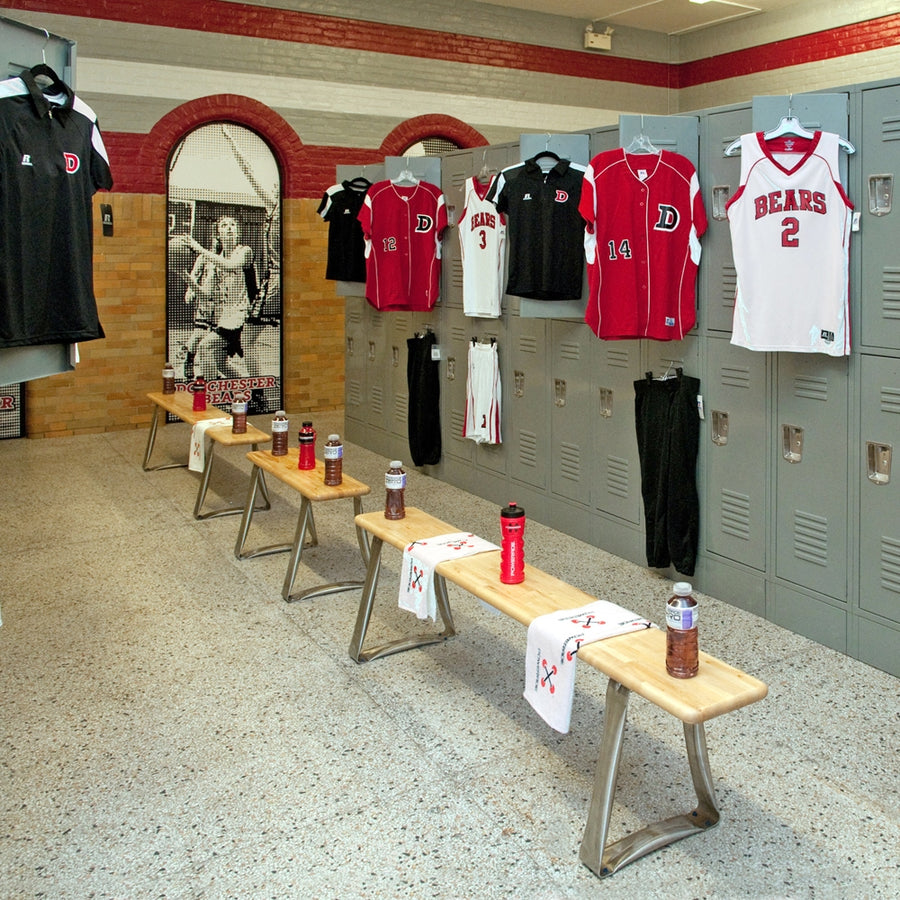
[358,180,447,311]
[579,149,706,341]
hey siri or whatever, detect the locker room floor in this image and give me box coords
[1,411,898,900]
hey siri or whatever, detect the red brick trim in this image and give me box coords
[380,116,488,156]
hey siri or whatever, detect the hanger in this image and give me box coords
[392,157,419,186]
[477,150,491,182]
[348,176,372,190]
[624,116,659,155]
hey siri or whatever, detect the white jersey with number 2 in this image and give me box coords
[726,130,852,356]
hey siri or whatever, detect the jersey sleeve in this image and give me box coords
[317,184,340,220]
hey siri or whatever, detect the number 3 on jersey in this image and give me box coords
[607,239,633,260]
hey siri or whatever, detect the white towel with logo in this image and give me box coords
[524,600,653,733]
[399,532,498,621]
[188,417,232,472]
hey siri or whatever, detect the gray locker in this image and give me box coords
[505,312,548,490]
[473,318,507,478]
[593,340,643,525]
[364,303,388,432]
[775,354,850,600]
[387,311,416,440]
[698,106,750,334]
[859,83,900,351]
[440,307,475,468]
[703,337,768,570]
[858,354,900,624]
[440,152,471,310]
[345,297,367,424]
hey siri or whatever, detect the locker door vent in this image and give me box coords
[607,349,631,369]
[348,380,363,407]
[720,265,737,310]
[721,489,751,540]
[881,267,900,319]
[451,257,463,289]
[394,313,411,330]
[606,455,630,499]
[879,536,900,594]
[451,324,467,342]
[793,374,829,402]
[518,430,538,467]
[370,386,384,416]
[518,335,538,354]
[450,409,466,439]
[451,171,468,190]
[394,393,408,424]
[559,441,582,482]
[792,509,829,566]
[348,307,363,325]
[880,385,900,414]
[560,341,581,361]
[721,365,751,389]
[880,114,900,141]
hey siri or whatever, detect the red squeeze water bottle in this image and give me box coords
[298,421,316,470]
[500,502,525,584]
[191,375,207,411]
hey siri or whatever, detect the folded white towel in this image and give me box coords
[188,417,232,472]
[524,600,653,733]
[399,532,498,621]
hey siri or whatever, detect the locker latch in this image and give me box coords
[554,379,566,407]
[712,185,731,221]
[868,174,893,216]
[347,336,354,356]
[446,356,456,381]
[392,345,400,367]
[514,370,525,398]
[866,441,892,485]
[711,410,729,446]
[368,341,376,362]
[782,424,804,463]
[599,387,613,418]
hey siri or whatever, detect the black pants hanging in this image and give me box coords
[633,371,700,576]
[407,331,441,466]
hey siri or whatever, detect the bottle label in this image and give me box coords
[666,604,697,630]
[385,472,406,490]
[272,421,289,433]
[324,445,343,460]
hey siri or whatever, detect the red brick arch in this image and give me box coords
[380,115,488,156]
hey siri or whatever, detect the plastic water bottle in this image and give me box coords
[384,461,406,519]
[666,582,699,678]
[323,434,343,485]
[298,421,316,470]
[191,375,207,411]
[162,360,175,394]
[500,502,526,584]
[231,392,248,434]
[271,410,289,456]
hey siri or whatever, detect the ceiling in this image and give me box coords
[474,0,800,35]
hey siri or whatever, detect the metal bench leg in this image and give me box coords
[579,679,720,878]
[142,405,187,472]
[195,441,272,521]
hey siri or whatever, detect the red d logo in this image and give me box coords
[63,152,80,173]
[555,190,568,203]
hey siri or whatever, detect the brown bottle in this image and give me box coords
[384,460,406,520]
[162,360,175,394]
[231,392,248,434]
[323,434,343,485]
[665,581,699,678]
[271,410,289,456]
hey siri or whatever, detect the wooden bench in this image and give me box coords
[235,448,371,602]
[350,507,768,879]
[142,391,272,520]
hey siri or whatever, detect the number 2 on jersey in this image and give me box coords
[781,216,799,248]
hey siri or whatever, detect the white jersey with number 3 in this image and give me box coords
[458,176,506,318]
[726,130,852,356]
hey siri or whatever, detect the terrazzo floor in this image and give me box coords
[1,410,898,899]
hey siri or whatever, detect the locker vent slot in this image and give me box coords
[394,394,408,423]
[720,365,751,389]
[879,537,900,594]
[518,431,538,467]
[792,509,829,566]
[721,489,751,540]
[394,313,411,331]
[348,307,363,325]
[721,265,737,309]
[451,325,467,341]
[560,341,581,361]
[606,455,629,498]
[347,380,362,407]
[372,315,384,333]
[607,349,631,369]
[518,335,538,355]
[882,268,900,319]
[559,441,581,482]
[793,374,829,402]
[370,386,384,416]
[880,385,900,414]
[451,171,468,190]
[450,409,466,439]
[881,114,900,141]
[451,258,463,289]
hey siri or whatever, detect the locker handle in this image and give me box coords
[711,185,731,221]
[866,441,892,485]
[867,174,893,216]
[514,370,525,398]
[711,410,729,446]
[347,336,354,356]
[782,424,804,463]
[446,356,456,381]
[599,387,613,418]
[554,379,566,407]
[367,341,376,362]
[392,345,400,367]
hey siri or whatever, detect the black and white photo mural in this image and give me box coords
[166,123,282,413]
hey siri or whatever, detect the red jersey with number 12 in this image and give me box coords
[358,180,447,311]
